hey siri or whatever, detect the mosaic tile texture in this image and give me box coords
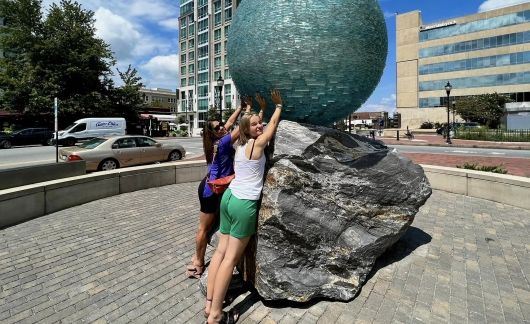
[227,0,388,126]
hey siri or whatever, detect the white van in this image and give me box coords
[53,117,126,146]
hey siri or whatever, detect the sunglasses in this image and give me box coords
[213,122,225,131]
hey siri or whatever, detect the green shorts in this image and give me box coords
[219,188,258,239]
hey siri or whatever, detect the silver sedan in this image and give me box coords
[59,136,186,171]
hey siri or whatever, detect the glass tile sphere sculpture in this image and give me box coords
[227,0,387,126]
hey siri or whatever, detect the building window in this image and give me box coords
[215,12,222,26]
[198,59,208,71]
[224,8,232,22]
[419,71,530,92]
[188,51,195,61]
[198,19,208,32]
[180,66,187,75]
[214,43,221,55]
[180,54,186,64]
[225,0,232,7]
[198,5,208,19]
[214,29,221,41]
[198,85,209,97]
[188,39,195,48]
[188,76,195,86]
[419,51,530,75]
[420,10,530,42]
[198,45,209,58]
[225,84,231,94]
[214,71,221,80]
[224,25,230,37]
[420,30,530,58]
[198,32,208,45]
[188,64,195,74]
[181,78,187,87]
[180,41,186,51]
[214,57,222,69]
[198,72,209,84]
[214,0,221,12]
[224,68,231,79]
[198,99,209,111]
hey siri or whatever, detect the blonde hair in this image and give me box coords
[238,113,260,145]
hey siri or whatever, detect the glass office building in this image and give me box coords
[177,0,241,131]
[396,3,530,128]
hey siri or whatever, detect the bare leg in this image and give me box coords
[194,211,216,267]
[208,236,250,323]
[205,233,229,317]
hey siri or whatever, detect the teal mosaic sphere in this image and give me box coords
[227,0,387,126]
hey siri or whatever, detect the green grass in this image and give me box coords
[456,162,508,174]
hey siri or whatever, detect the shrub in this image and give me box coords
[456,162,507,174]
[419,121,434,129]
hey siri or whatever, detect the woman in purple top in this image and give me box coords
[186,96,265,279]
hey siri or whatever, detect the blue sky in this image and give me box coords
[42,0,530,111]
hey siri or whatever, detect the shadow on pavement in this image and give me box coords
[229,226,432,316]
[371,226,432,274]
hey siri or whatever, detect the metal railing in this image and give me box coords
[454,128,530,142]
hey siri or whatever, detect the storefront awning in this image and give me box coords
[139,114,177,122]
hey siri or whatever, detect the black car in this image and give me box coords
[0,128,53,149]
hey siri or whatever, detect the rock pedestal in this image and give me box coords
[253,121,431,302]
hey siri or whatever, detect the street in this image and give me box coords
[0,137,204,170]
[389,144,530,159]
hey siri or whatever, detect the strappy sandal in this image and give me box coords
[186,264,204,279]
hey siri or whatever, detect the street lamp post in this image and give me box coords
[445,81,452,144]
[188,94,193,137]
[216,76,224,121]
[452,100,456,125]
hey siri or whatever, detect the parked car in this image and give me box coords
[58,135,186,171]
[0,128,53,149]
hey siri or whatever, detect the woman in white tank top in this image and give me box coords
[205,90,284,323]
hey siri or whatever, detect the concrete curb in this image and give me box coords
[385,141,530,150]
[421,164,530,210]
[1,161,528,229]
[0,160,207,228]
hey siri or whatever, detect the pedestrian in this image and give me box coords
[205,89,284,324]
[185,99,247,279]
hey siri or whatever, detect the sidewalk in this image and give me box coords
[378,134,530,177]
[381,133,530,150]
[0,183,529,323]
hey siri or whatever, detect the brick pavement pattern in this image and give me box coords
[1,183,529,323]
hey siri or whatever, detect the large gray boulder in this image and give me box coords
[254,121,431,302]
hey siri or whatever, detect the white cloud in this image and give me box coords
[39,0,179,90]
[94,8,142,60]
[358,94,396,113]
[128,0,178,21]
[478,0,530,12]
[141,55,179,89]
[159,18,179,31]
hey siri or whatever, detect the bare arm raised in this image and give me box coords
[255,89,283,149]
[228,96,252,144]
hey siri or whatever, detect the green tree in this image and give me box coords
[109,64,144,122]
[207,105,220,121]
[0,0,115,125]
[223,106,235,123]
[0,0,43,112]
[454,93,510,128]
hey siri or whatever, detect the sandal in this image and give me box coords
[186,264,204,279]
[220,309,239,324]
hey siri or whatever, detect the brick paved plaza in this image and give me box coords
[1,182,529,323]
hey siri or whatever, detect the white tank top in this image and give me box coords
[229,139,266,200]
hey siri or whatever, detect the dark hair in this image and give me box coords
[203,120,218,164]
